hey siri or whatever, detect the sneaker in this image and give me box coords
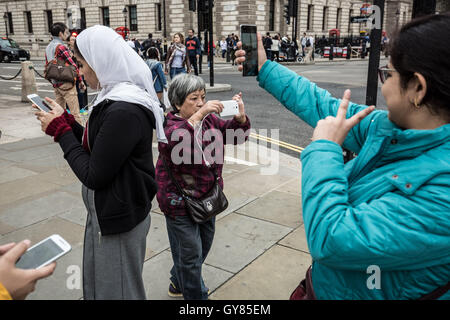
[167,282,211,298]
[168,281,183,298]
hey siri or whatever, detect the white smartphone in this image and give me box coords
[15,234,71,270]
[219,100,239,117]
[27,93,52,113]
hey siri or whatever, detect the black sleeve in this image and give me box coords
[58,108,144,190]
[71,121,84,143]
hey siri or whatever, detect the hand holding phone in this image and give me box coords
[0,240,57,300]
[15,234,71,270]
[27,94,52,113]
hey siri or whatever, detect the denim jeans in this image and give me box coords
[170,67,187,80]
[165,215,215,300]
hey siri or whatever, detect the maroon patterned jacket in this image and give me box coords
[156,111,251,217]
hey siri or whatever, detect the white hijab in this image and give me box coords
[76,25,167,143]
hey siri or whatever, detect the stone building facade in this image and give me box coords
[1,0,445,58]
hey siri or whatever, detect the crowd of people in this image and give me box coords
[0,13,449,301]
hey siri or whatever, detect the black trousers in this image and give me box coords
[189,55,198,76]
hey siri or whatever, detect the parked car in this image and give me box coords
[0,37,30,63]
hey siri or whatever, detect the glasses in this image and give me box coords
[378,65,397,84]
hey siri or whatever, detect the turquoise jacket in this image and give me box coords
[258,61,450,300]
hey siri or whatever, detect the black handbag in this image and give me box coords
[162,157,228,224]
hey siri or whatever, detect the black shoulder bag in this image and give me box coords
[162,157,228,224]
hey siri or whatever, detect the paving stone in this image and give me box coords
[279,225,310,254]
[0,191,85,230]
[204,213,293,273]
[58,206,87,228]
[276,176,302,196]
[0,173,61,207]
[0,143,61,162]
[237,190,303,228]
[0,217,85,249]
[0,165,37,184]
[0,136,51,152]
[0,221,15,235]
[210,245,311,300]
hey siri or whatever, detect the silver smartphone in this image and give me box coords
[15,234,71,269]
[219,100,239,117]
[27,93,52,113]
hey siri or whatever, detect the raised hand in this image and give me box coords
[312,90,375,145]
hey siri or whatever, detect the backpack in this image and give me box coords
[306,38,311,47]
[44,44,77,85]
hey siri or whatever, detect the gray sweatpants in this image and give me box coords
[81,185,151,300]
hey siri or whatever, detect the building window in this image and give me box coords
[101,7,110,27]
[128,5,138,31]
[25,11,33,33]
[45,10,53,33]
[80,8,86,29]
[156,4,162,31]
[307,5,314,31]
[7,12,13,34]
[322,6,329,31]
[336,8,342,29]
[269,0,275,31]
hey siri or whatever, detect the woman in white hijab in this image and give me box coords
[34,25,167,300]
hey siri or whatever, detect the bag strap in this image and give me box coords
[162,156,189,198]
[418,282,450,300]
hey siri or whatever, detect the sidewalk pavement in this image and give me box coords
[0,96,310,300]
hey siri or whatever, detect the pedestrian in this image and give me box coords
[0,240,56,300]
[165,33,191,80]
[230,35,239,66]
[34,25,167,300]
[155,74,251,300]
[235,13,450,300]
[226,34,233,62]
[142,33,156,59]
[271,35,280,62]
[45,22,82,124]
[303,33,314,63]
[220,36,227,59]
[263,32,273,61]
[68,32,88,111]
[146,47,167,107]
[185,29,201,76]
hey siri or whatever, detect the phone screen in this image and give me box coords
[16,238,64,269]
[29,95,52,113]
[241,25,258,77]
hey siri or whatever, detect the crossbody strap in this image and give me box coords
[162,156,219,199]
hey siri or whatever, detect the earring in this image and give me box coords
[414,97,420,109]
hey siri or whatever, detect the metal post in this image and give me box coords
[197,8,202,74]
[365,0,385,106]
[163,0,167,58]
[329,43,334,60]
[208,0,214,87]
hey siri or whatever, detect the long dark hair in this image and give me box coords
[390,13,450,120]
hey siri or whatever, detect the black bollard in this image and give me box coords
[329,44,334,60]
[346,44,351,60]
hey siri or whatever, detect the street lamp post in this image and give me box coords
[3,13,8,39]
[122,7,128,39]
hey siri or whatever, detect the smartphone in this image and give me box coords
[240,24,258,77]
[219,100,239,117]
[15,234,71,270]
[27,93,52,113]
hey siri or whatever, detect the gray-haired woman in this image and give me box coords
[155,74,251,299]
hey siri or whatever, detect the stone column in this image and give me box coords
[21,61,37,102]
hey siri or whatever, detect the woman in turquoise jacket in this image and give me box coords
[236,14,450,299]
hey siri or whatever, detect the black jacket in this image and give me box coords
[58,99,157,235]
